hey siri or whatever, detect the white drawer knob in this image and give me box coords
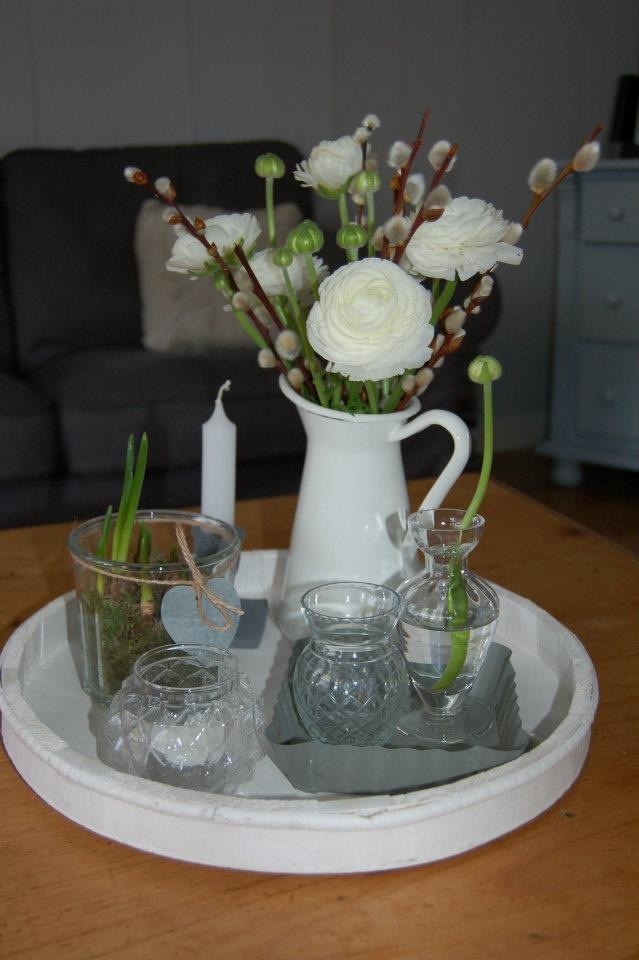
[607,204,626,222]
[600,389,617,405]
[604,292,622,309]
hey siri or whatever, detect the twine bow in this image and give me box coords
[173,523,242,632]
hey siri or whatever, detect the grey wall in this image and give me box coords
[1,0,637,448]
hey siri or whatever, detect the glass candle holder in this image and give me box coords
[103,644,262,793]
[68,510,240,703]
[292,581,409,746]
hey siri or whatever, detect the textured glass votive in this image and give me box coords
[103,643,261,793]
[292,581,409,746]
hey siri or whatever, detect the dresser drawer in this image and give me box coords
[576,347,639,441]
[580,178,639,243]
[579,247,639,345]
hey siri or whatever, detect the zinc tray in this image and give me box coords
[0,550,598,875]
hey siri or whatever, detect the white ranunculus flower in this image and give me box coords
[165,232,214,275]
[306,258,433,381]
[237,250,327,298]
[404,196,523,282]
[294,136,362,194]
[166,212,261,275]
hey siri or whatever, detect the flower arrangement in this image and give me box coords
[125,110,600,416]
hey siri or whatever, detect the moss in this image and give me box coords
[81,585,168,697]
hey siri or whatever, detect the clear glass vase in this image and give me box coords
[68,510,240,703]
[396,509,499,744]
[103,644,262,793]
[292,581,409,746]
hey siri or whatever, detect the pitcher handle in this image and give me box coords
[389,409,471,510]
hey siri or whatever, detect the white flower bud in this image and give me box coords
[287,367,305,390]
[383,215,411,244]
[502,221,523,244]
[432,333,445,354]
[257,348,277,369]
[476,274,494,298]
[426,184,452,208]
[371,226,385,251]
[162,207,178,222]
[387,141,411,169]
[415,367,435,388]
[365,156,379,172]
[572,141,600,173]
[154,176,173,196]
[362,114,381,130]
[527,158,557,194]
[275,329,301,361]
[123,166,142,182]
[404,173,425,207]
[427,140,456,172]
[463,295,481,315]
[451,329,466,345]
[401,374,416,393]
[354,126,371,144]
[231,291,254,311]
[444,306,466,334]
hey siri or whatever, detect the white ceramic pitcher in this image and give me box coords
[277,376,471,639]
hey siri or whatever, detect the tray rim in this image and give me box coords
[0,551,599,869]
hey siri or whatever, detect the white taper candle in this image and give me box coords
[201,380,236,524]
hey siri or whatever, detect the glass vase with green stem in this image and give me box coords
[432,354,502,691]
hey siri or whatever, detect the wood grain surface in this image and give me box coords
[0,474,637,960]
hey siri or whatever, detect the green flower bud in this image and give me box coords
[350,169,381,195]
[468,355,503,384]
[336,224,368,250]
[254,153,285,178]
[287,219,324,254]
[272,246,294,268]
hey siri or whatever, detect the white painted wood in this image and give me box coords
[0,550,598,874]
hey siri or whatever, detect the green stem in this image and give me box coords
[265,177,276,246]
[337,191,350,229]
[114,433,148,563]
[461,379,494,529]
[432,563,469,691]
[365,380,379,413]
[111,435,135,561]
[303,252,320,301]
[432,377,495,690]
[234,309,268,349]
[430,278,457,326]
[381,378,405,412]
[366,193,376,257]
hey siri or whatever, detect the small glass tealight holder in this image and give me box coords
[103,644,262,793]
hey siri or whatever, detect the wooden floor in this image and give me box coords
[491,450,639,555]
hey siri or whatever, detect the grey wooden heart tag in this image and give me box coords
[161,577,241,648]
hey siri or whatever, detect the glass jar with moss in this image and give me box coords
[69,509,240,703]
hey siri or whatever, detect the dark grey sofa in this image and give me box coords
[0,141,498,529]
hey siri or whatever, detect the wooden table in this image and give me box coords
[1,474,637,960]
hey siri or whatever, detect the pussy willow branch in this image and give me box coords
[380,109,431,259]
[520,122,603,228]
[232,244,319,397]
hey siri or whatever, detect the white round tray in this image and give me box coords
[0,550,598,874]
